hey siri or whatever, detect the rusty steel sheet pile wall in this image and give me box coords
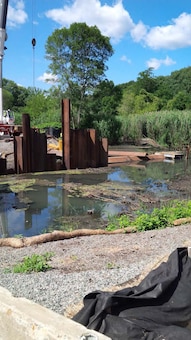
[13,100,108,174]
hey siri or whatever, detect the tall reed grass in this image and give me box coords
[120,110,191,149]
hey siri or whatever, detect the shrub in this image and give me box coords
[12,252,54,273]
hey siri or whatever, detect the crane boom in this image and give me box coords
[0,0,9,122]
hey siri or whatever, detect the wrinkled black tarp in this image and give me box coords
[73,248,191,339]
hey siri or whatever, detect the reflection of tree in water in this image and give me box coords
[0,199,8,238]
[24,185,48,231]
[0,184,17,238]
[47,185,104,217]
[119,160,191,183]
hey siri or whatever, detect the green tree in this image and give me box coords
[2,89,14,109]
[83,80,122,144]
[2,78,29,110]
[167,91,191,110]
[118,89,136,116]
[45,22,113,127]
[135,68,157,94]
[21,88,60,127]
[155,75,173,106]
[133,89,162,114]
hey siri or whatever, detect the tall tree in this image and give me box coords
[2,78,29,109]
[45,22,113,127]
[83,80,122,144]
[21,88,60,127]
[136,68,157,94]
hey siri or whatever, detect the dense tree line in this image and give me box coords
[3,22,191,146]
[118,67,191,116]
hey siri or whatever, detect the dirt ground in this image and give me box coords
[0,137,15,172]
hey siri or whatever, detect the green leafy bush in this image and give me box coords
[12,252,54,273]
[106,199,191,232]
[134,208,169,231]
[106,214,131,231]
[166,200,191,221]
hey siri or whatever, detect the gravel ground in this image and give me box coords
[0,225,190,316]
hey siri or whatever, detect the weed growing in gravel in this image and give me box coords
[106,262,119,269]
[11,252,54,273]
[106,199,191,232]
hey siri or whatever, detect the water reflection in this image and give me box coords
[1,158,191,238]
[0,173,123,238]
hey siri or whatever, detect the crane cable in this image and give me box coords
[31,0,36,88]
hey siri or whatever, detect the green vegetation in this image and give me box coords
[3,21,191,147]
[13,234,23,239]
[120,110,191,148]
[45,22,113,130]
[106,200,191,232]
[106,262,118,269]
[11,252,54,273]
[106,214,131,231]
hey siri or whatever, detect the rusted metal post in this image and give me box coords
[62,99,71,169]
[99,138,108,167]
[22,114,31,173]
[76,129,87,169]
[70,129,76,169]
[88,129,99,167]
[31,129,47,172]
[14,135,24,174]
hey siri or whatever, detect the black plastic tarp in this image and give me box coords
[73,248,191,339]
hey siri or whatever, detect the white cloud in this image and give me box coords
[132,12,191,50]
[37,72,58,84]
[130,21,148,43]
[7,0,28,27]
[120,55,131,63]
[45,0,133,42]
[44,1,191,51]
[146,56,176,70]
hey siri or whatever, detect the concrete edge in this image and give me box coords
[0,286,111,340]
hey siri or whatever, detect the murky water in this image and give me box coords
[1,158,191,238]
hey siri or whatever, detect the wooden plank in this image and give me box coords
[147,153,164,161]
[108,156,140,163]
[163,151,184,160]
[108,150,148,157]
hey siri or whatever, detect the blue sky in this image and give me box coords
[3,0,191,90]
